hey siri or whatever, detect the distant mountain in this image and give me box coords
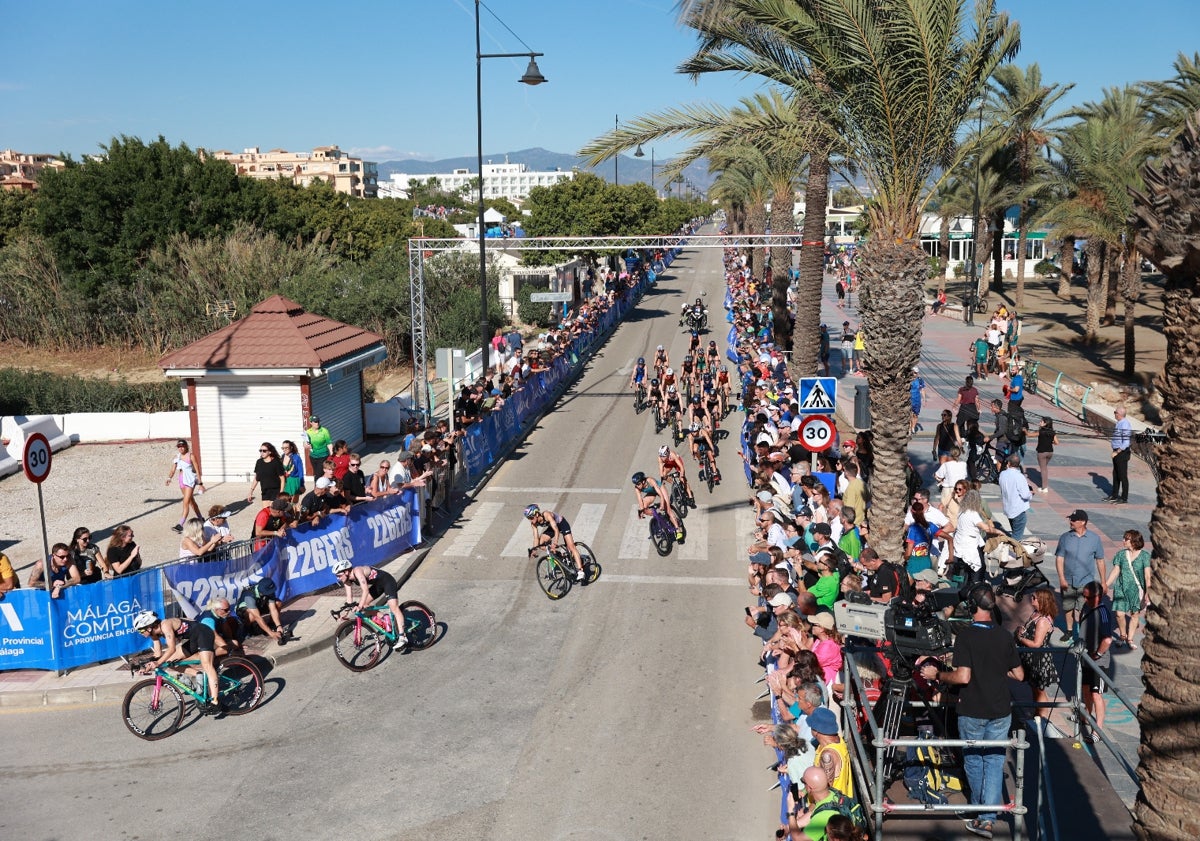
[377,147,712,194]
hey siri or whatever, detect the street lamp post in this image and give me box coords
[634,144,654,194]
[476,0,545,377]
[614,115,619,185]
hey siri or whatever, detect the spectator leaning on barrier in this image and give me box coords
[28,544,80,598]
[254,498,292,549]
[106,525,142,576]
[0,550,19,594]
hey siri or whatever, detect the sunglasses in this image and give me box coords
[349,462,360,467]
[259,449,270,453]
[53,553,69,560]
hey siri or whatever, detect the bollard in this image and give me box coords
[854,384,871,430]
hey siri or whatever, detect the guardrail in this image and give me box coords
[1024,358,1163,483]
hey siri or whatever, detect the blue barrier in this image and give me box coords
[1,568,165,672]
[1,492,420,672]
[459,273,654,485]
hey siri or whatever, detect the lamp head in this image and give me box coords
[634,144,644,158]
[519,56,547,85]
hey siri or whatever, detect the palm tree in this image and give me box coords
[1129,109,1200,841]
[682,0,1018,547]
[1141,51,1200,138]
[1043,87,1159,353]
[986,63,1073,307]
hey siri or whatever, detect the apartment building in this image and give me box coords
[0,149,65,191]
[211,145,378,198]
[380,158,574,202]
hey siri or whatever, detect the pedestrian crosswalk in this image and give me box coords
[440,492,742,563]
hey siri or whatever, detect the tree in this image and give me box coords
[680,0,1018,549]
[831,185,862,207]
[1141,52,1200,139]
[0,189,35,249]
[986,63,1073,307]
[1129,110,1200,841]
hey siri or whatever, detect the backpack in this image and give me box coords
[902,734,962,804]
[1005,408,1027,446]
[810,790,867,830]
[821,544,855,582]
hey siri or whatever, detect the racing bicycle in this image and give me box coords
[330,600,438,672]
[633,381,648,414]
[122,654,264,740]
[529,543,601,600]
[662,469,691,518]
[696,441,721,493]
[641,500,687,557]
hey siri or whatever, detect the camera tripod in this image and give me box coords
[876,652,950,784]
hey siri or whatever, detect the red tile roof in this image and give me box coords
[159,295,385,371]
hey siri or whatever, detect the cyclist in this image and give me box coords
[331,559,407,648]
[662,384,683,434]
[705,339,721,372]
[132,610,222,714]
[653,344,669,380]
[657,443,696,507]
[523,504,586,582]
[628,356,647,393]
[662,366,677,391]
[688,330,702,357]
[700,373,721,428]
[716,365,732,416]
[688,395,717,450]
[686,419,717,466]
[631,471,683,539]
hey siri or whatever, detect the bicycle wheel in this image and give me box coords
[536,556,572,600]
[676,515,688,544]
[332,619,388,671]
[400,600,437,650]
[670,481,689,519]
[122,679,185,741]
[707,460,716,493]
[650,519,673,557]
[217,656,263,715]
[575,542,601,584]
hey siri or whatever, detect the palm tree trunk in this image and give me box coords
[770,184,796,350]
[855,237,927,549]
[990,210,1005,294]
[1057,235,1075,297]
[1104,244,1120,325]
[1015,200,1029,308]
[938,215,951,293]
[745,200,767,277]
[790,149,829,377]
[1084,239,1106,341]
[1121,243,1142,378]
[1129,113,1200,841]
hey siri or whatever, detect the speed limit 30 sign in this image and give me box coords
[798,415,836,453]
[22,432,53,483]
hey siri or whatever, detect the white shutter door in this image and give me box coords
[196,380,302,483]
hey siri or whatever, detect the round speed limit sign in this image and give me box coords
[798,415,836,453]
[22,432,53,484]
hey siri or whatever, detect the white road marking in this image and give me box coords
[618,503,650,559]
[571,503,606,547]
[442,501,506,557]
[596,574,743,586]
[678,509,708,560]
[485,486,623,495]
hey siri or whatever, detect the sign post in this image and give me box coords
[22,432,58,670]
[797,377,838,470]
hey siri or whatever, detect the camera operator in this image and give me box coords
[919,583,1023,839]
[858,548,898,604]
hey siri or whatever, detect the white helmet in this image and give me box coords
[331,559,353,575]
[132,610,158,631]
[689,421,701,432]
[658,445,670,457]
[666,367,674,376]
[657,344,664,351]
[667,385,677,394]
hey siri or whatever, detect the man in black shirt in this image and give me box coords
[861,548,898,604]
[921,583,1023,838]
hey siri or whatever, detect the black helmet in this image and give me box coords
[631,472,646,485]
[651,377,660,387]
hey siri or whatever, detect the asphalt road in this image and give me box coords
[1,246,782,841]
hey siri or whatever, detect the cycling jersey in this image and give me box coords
[633,364,646,383]
[537,511,572,537]
[660,455,685,473]
[172,619,216,654]
[663,374,676,387]
[365,568,399,601]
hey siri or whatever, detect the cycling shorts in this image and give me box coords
[180,621,216,654]
[541,517,572,537]
[367,568,399,602]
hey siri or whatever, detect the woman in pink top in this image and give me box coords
[807,611,844,687]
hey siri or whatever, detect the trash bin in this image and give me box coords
[854,384,871,430]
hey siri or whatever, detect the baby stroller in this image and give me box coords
[987,534,1049,598]
[969,442,999,484]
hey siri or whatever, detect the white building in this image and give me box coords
[380,158,574,201]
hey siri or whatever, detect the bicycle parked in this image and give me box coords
[330,600,437,672]
[122,653,263,740]
[529,543,601,600]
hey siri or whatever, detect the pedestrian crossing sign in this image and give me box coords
[798,377,837,414]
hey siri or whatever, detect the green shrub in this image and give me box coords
[0,368,183,415]
[516,283,556,328]
[1034,259,1059,277]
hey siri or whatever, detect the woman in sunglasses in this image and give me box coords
[247,442,287,506]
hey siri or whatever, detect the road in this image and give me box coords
[1,246,782,841]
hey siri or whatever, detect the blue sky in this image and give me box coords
[3,0,1197,165]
